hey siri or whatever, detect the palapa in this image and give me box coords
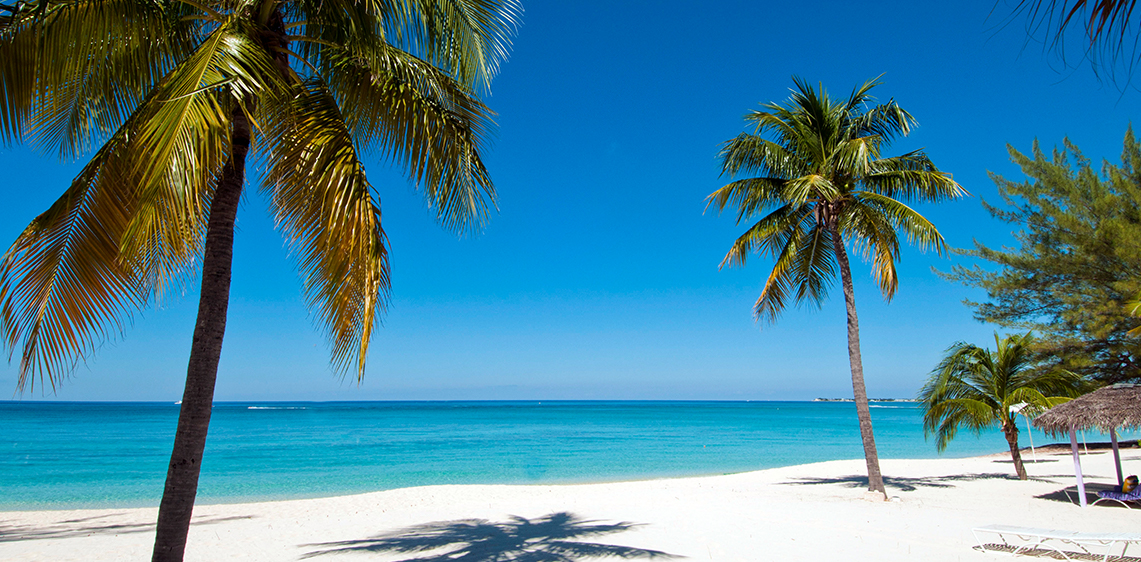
[1034,383,1141,435]
[1032,383,1141,508]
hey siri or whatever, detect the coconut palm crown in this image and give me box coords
[0,0,518,560]
[707,76,965,496]
[0,0,518,384]
[918,332,1082,480]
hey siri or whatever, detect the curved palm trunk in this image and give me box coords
[1003,419,1028,480]
[151,106,250,562]
[830,229,887,497]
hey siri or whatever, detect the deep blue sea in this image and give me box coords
[0,401,1074,510]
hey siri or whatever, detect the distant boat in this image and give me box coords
[174,401,181,405]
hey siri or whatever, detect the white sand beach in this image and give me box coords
[3,447,1139,561]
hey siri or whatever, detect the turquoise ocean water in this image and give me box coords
[0,401,1078,510]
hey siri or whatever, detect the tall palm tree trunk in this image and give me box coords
[830,229,887,497]
[151,107,250,562]
[1003,419,1028,480]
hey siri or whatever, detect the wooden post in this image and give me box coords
[1070,426,1087,508]
[1111,427,1123,487]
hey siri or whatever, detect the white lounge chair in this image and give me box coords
[1094,487,1141,509]
[972,524,1141,561]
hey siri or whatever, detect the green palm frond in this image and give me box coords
[864,151,966,202]
[718,133,802,179]
[754,219,806,321]
[790,222,836,305]
[753,211,833,321]
[0,0,196,154]
[321,42,496,233]
[121,21,285,287]
[411,0,521,90]
[296,0,519,92]
[718,204,802,269]
[840,200,901,298]
[918,332,1085,452]
[0,21,282,387]
[704,177,788,224]
[853,192,946,255]
[926,397,996,451]
[710,77,964,322]
[260,79,389,378]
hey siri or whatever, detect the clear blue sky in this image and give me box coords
[1,0,1136,401]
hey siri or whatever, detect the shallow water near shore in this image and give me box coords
[0,400,1102,510]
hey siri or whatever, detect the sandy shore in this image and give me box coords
[3,447,1139,561]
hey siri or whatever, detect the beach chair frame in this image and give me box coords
[1093,488,1141,509]
[972,525,1140,562]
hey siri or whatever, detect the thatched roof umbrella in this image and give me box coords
[1034,383,1141,507]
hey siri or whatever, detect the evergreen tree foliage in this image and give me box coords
[943,129,1141,383]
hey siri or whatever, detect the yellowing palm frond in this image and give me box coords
[260,79,389,378]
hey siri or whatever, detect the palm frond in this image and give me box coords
[918,332,1085,452]
[320,42,495,233]
[409,0,521,90]
[9,0,197,159]
[754,221,807,322]
[852,192,946,256]
[790,221,835,305]
[260,78,389,377]
[864,151,966,202]
[718,133,802,179]
[837,199,901,298]
[704,177,788,224]
[0,134,147,390]
[718,204,803,269]
[296,0,519,92]
[120,20,284,288]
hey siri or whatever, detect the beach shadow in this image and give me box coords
[1035,483,1122,506]
[0,513,252,542]
[300,511,679,561]
[785,473,1058,492]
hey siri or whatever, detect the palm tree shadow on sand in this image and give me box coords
[300,511,679,561]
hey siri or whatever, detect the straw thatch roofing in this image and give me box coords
[1034,383,1141,435]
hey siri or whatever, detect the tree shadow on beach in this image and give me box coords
[300,511,678,561]
[784,472,1060,492]
[0,513,252,542]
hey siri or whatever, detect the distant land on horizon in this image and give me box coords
[813,398,918,403]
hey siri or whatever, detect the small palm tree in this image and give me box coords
[0,0,517,560]
[707,76,965,497]
[918,332,1082,480]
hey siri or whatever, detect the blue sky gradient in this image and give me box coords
[1,0,1137,401]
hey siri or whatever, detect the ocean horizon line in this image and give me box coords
[0,397,917,404]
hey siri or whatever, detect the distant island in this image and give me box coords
[813,398,917,402]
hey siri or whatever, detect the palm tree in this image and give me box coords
[918,332,1081,479]
[0,0,518,560]
[707,77,965,497]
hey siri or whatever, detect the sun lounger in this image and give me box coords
[1094,488,1141,509]
[972,524,1141,561]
